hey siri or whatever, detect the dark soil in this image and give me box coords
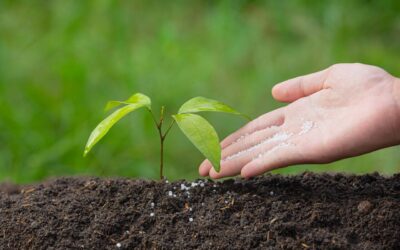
[0,173,400,250]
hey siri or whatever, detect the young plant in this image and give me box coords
[83,93,248,179]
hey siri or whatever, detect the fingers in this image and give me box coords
[220,108,285,149]
[272,67,331,103]
[240,143,303,178]
[199,159,212,176]
[220,125,281,161]
[209,137,289,179]
[199,109,285,177]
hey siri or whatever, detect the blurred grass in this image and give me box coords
[0,0,399,183]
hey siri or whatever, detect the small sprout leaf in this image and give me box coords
[84,102,148,156]
[173,113,221,172]
[178,96,250,120]
[104,93,151,112]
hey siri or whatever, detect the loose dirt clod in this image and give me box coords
[357,200,374,214]
[0,172,399,249]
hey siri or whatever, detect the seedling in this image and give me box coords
[84,93,248,179]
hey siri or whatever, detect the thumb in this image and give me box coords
[272,67,331,103]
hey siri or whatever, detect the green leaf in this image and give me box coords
[104,101,126,112]
[178,96,250,120]
[173,113,221,172]
[84,102,149,157]
[104,93,151,112]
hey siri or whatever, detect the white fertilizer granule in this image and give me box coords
[234,133,249,143]
[233,125,280,144]
[180,183,190,191]
[224,131,293,161]
[299,120,314,135]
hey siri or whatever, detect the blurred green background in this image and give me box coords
[0,0,399,183]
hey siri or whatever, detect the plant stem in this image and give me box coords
[164,120,176,138]
[148,109,159,127]
[148,107,175,180]
[158,106,165,180]
[160,135,164,180]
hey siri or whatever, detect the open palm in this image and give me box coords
[199,63,400,178]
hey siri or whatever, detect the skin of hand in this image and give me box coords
[199,63,400,179]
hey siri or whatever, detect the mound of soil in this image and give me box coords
[0,173,399,249]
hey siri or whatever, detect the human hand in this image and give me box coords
[199,63,400,179]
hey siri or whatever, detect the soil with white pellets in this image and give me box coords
[0,172,399,249]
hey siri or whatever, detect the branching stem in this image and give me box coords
[148,107,175,180]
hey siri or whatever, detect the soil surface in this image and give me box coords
[0,172,399,249]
